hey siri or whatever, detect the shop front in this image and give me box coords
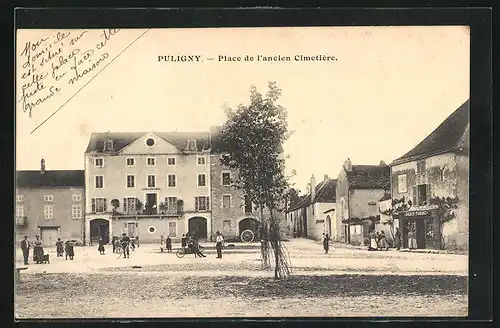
[398,207,441,250]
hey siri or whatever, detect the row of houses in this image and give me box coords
[286,99,469,250]
[15,127,269,246]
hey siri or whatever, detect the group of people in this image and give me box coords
[367,227,416,251]
[160,231,225,258]
[20,235,75,265]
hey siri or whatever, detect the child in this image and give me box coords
[160,235,165,252]
[181,234,187,249]
[166,235,172,252]
[56,238,64,257]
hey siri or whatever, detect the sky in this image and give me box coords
[16,26,470,193]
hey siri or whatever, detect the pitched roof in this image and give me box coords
[287,178,337,212]
[85,132,211,153]
[347,165,390,190]
[391,99,470,165]
[16,170,85,188]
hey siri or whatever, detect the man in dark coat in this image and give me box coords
[20,236,30,265]
[120,233,131,259]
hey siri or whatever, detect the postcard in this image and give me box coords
[15,24,469,318]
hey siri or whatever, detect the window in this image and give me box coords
[16,206,24,218]
[126,175,135,188]
[103,140,114,152]
[92,198,107,213]
[398,174,407,193]
[165,197,177,213]
[222,172,231,186]
[197,156,206,165]
[146,138,155,147]
[126,157,135,167]
[95,176,104,189]
[195,196,210,211]
[147,175,156,188]
[167,157,176,166]
[187,140,196,151]
[72,194,82,202]
[71,204,82,219]
[16,195,24,202]
[123,197,137,214]
[198,173,206,187]
[417,160,426,175]
[168,222,177,237]
[44,194,54,202]
[94,158,104,167]
[244,195,252,213]
[44,205,54,220]
[147,157,156,166]
[222,195,231,209]
[167,174,177,187]
[417,184,429,206]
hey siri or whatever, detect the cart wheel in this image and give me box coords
[176,248,185,258]
[240,229,255,243]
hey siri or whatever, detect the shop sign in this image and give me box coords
[404,210,429,217]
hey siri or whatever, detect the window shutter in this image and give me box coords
[195,197,199,211]
[412,186,417,206]
[207,197,210,209]
[92,198,96,212]
[104,198,107,212]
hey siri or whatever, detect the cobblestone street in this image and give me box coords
[15,238,468,318]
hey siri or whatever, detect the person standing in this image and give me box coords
[192,234,206,258]
[160,235,165,252]
[181,234,187,249]
[120,233,131,259]
[66,240,75,260]
[408,228,417,251]
[379,231,389,251]
[166,235,172,253]
[55,238,64,257]
[20,236,30,265]
[368,230,378,251]
[394,227,402,251]
[33,235,44,264]
[323,233,330,254]
[135,235,140,248]
[215,231,224,259]
[98,237,106,255]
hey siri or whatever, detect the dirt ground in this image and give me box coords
[14,239,468,318]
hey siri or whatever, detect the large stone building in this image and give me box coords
[336,159,391,245]
[389,99,469,250]
[286,175,337,240]
[16,162,85,246]
[83,132,212,244]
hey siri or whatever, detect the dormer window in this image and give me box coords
[187,140,197,151]
[103,139,114,152]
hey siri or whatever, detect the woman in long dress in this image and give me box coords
[33,235,44,264]
[408,229,417,250]
[323,234,330,254]
[368,230,378,251]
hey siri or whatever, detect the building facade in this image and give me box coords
[390,99,469,250]
[336,159,390,245]
[286,175,337,241]
[83,132,212,244]
[16,165,85,246]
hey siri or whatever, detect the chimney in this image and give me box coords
[310,174,316,202]
[324,174,329,182]
[306,183,311,195]
[40,159,46,174]
[343,158,352,171]
[379,160,386,166]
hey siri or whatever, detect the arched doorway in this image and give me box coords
[326,215,332,238]
[238,217,260,236]
[188,217,208,239]
[90,219,109,244]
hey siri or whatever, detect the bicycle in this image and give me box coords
[117,244,134,259]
